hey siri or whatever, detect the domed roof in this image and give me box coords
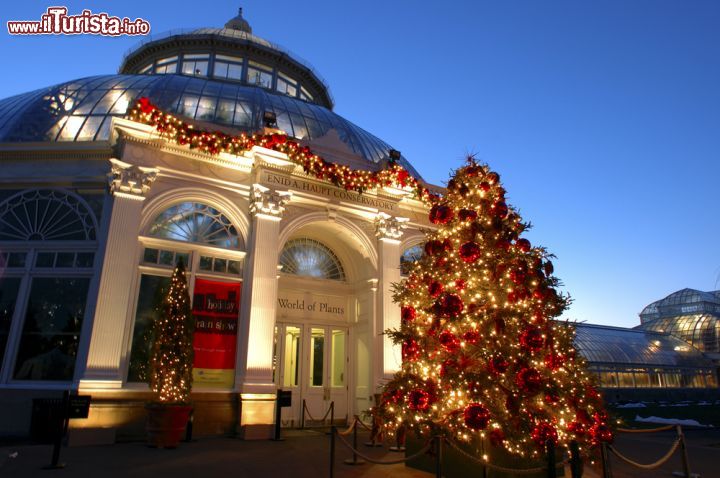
[224,8,252,33]
[0,74,422,178]
[639,288,720,321]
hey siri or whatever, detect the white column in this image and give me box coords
[79,159,158,389]
[236,184,290,439]
[375,213,408,380]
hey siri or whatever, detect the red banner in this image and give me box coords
[192,279,240,387]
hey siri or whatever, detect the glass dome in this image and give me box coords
[636,289,720,353]
[0,74,422,179]
[639,288,720,321]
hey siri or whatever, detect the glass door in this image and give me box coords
[274,324,348,426]
[304,326,348,425]
[274,323,302,427]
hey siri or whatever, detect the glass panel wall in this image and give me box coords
[283,326,300,388]
[13,277,90,381]
[331,329,345,387]
[309,328,324,387]
[127,274,170,383]
[0,277,21,366]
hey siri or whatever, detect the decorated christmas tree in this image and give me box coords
[379,157,612,459]
[149,260,194,404]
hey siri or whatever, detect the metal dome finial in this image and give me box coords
[225,7,252,33]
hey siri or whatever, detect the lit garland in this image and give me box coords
[149,260,194,404]
[376,157,613,459]
[127,98,437,203]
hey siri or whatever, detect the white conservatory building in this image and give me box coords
[0,11,437,442]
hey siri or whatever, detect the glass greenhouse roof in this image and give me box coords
[574,323,712,368]
[0,74,421,178]
[639,288,720,321]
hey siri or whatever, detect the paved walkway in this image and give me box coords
[1,427,715,477]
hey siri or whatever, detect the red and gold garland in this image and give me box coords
[127,98,438,204]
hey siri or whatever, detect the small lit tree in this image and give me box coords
[149,259,194,404]
[378,157,612,460]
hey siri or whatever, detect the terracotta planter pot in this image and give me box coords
[146,404,192,448]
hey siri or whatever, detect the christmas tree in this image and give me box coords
[149,260,194,404]
[379,157,612,459]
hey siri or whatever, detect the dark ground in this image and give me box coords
[0,427,716,477]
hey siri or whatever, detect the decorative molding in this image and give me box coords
[375,212,409,240]
[108,158,158,199]
[250,184,292,218]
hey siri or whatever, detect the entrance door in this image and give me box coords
[274,324,348,426]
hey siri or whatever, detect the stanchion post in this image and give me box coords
[329,425,336,478]
[330,401,334,426]
[184,409,194,442]
[677,425,691,478]
[546,439,557,478]
[352,418,359,464]
[343,417,366,465]
[435,434,443,478]
[600,442,612,478]
[272,390,283,441]
[301,399,306,429]
[44,390,70,469]
[569,440,582,478]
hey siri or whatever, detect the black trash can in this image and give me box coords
[30,398,65,444]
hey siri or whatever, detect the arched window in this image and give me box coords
[0,189,96,241]
[0,188,98,383]
[147,202,239,249]
[280,238,345,281]
[129,201,244,389]
[400,244,423,276]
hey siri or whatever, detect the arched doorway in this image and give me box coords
[274,220,376,427]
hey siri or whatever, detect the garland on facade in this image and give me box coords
[127,98,438,204]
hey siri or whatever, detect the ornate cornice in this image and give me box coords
[250,183,292,218]
[108,158,158,199]
[375,212,409,240]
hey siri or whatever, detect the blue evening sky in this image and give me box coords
[2,1,719,328]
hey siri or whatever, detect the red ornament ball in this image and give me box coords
[463,403,491,430]
[429,204,454,224]
[401,306,416,323]
[515,367,543,395]
[519,326,545,352]
[462,329,480,344]
[544,392,560,404]
[428,281,444,298]
[567,421,586,436]
[590,423,614,444]
[459,241,482,263]
[492,201,509,218]
[407,389,431,412]
[424,242,439,256]
[515,238,532,252]
[544,353,565,370]
[458,209,478,221]
[487,172,500,184]
[488,355,510,374]
[441,293,464,318]
[489,429,505,447]
[439,330,460,352]
[532,422,558,446]
[402,339,420,362]
[509,269,527,285]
